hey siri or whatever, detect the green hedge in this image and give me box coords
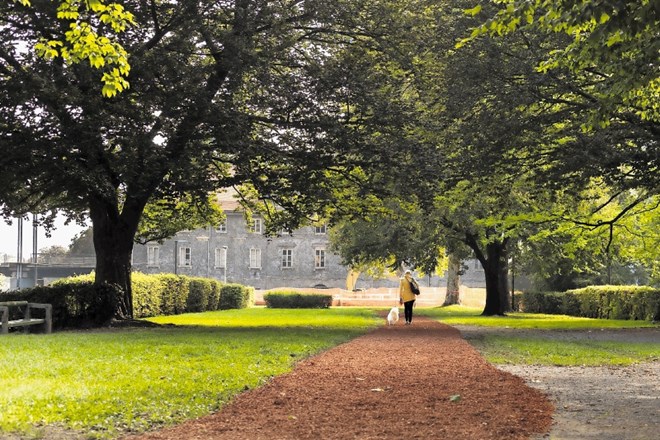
[219,284,254,310]
[0,280,120,329]
[1,273,252,329]
[520,285,660,321]
[263,292,332,309]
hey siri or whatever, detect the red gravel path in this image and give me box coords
[124,316,553,440]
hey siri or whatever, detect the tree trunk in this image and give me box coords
[443,253,461,306]
[89,197,143,320]
[481,240,509,316]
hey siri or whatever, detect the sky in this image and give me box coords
[0,215,87,259]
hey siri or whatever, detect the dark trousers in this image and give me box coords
[404,300,415,323]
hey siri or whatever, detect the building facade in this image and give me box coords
[131,210,494,291]
[132,208,356,290]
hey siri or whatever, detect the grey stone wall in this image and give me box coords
[132,211,504,290]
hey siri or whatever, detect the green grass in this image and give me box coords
[0,308,379,439]
[470,337,659,366]
[417,305,658,329]
[418,305,659,366]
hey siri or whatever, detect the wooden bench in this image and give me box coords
[0,301,52,334]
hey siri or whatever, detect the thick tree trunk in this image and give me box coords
[443,253,461,306]
[481,241,509,316]
[89,197,142,320]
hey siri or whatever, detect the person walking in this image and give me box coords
[399,270,417,325]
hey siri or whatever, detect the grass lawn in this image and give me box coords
[418,305,660,366]
[0,308,379,439]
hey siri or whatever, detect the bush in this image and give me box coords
[1,280,121,329]
[566,285,659,321]
[520,286,659,321]
[263,292,332,309]
[219,284,254,310]
[519,291,563,314]
[132,272,164,318]
[207,280,222,311]
[154,274,190,315]
[187,277,213,313]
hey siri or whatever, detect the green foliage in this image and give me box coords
[218,284,254,310]
[519,286,660,321]
[263,292,333,309]
[137,195,225,245]
[131,272,164,318]
[566,285,660,321]
[462,0,659,125]
[0,308,379,438]
[15,0,134,97]
[0,277,119,328]
[186,277,213,313]
[154,274,190,316]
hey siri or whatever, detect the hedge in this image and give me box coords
[263,292,332,309]
[0,273,253,329]
[219,283,254,310]
[0,279,120,329]
[520,285,660,321]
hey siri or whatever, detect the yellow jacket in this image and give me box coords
[399,274,417,302]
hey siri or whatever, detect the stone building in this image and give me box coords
[131,192,491,291]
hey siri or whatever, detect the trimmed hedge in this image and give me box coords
[0,273,253,329]
[219,284,254,310]
[0,280,120,329]
[520,285,660,321]
[263,292,332,309]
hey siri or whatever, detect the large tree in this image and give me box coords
[0,0,374,320]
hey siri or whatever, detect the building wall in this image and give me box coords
[132,211,351,290]
[131,211,501,291]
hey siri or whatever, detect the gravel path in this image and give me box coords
[456,325,660,440]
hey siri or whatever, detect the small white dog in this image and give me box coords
[386,307,399,326]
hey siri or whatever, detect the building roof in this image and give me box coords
[215,188,243,211]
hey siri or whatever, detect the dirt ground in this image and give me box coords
[124,316,554,440]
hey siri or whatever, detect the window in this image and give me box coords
[216,222,227,233]
[214,247,227,269]
[314,224,327,235]
[315,248,326,269]
[281,249,293,268]
[250,218,262,234]
[178,246,192,267]
[147,246,159,267]
[249,248,262,269]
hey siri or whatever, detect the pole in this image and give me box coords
[16,217,23,289]
[32,214,38,286]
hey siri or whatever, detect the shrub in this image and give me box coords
[219,284,254,310]
[263,292,332,309]
[207,280,222,311]
[519,291,563,314]
[567,285,659,321]
[187,277,213,313]
[1,280,120,329]
[520,286,659,321]
[132,272,164,318]
[154,274,190,315]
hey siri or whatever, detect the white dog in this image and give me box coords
[386,307,399,326]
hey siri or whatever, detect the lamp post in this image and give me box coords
[222,245,228,283]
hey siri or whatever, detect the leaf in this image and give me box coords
[464,5,482,16]
[449,394,461,402]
